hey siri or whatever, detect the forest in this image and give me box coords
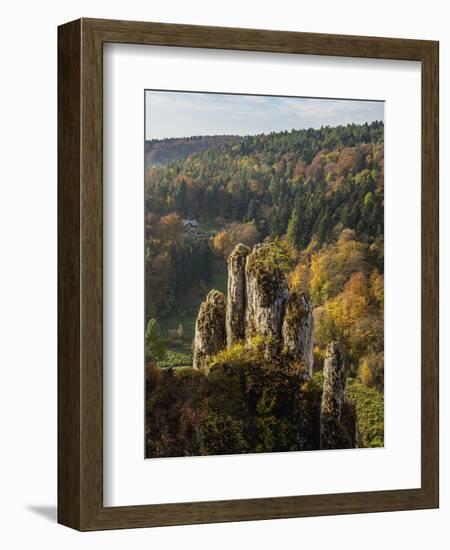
[145,134,237,167]
[144,121,384,457]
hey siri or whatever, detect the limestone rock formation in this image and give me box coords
[245,243,289,356]
[320,341,356,449]
[190,243,357,450]
[226,243,250,346]
[282,291,314,378]
[195,242,314,372]
[193,290,227,370]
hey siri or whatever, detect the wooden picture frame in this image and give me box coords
[58,18,439,531]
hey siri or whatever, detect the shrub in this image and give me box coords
[145,319,166,361]
[357,352,384,390]
[201,413,248,455]
[156,350,192,368]
[346,380,384,447]
[145,361,325,458]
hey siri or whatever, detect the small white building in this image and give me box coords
[182,219,198,233]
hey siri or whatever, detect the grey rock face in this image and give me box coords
[320,341,348,449]
[282,292,314,378]
[226,244,251,346]
[190,244,357,450]
[193,242,314,378]
[245,244,289,355]
[193,290,227,370]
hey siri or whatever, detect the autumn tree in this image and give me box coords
[211,222,260,258]
[314,271,383,375]
[158,212,183,241]
[310,229,367,306]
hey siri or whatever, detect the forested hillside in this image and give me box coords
[145,134,237,167]
[145,122,383,248]
[144,121,384,454]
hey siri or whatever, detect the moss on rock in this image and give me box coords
[282,291,314,379]
[226,243,251,346]
[193,289,227,370]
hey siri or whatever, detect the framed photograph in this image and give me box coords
[58,18,439,530]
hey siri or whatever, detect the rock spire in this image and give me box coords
[194,242,313,375]
[320,341,355,449]
[193,289,227,370]
[226,243,251,346]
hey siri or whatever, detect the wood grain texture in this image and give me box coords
[57,19,82,530]
[420,41,439,505]
[58,18,439,531]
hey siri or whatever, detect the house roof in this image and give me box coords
[182,219,198,227]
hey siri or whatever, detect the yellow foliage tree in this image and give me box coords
[310,229,367,306]
[211,222,260,259]
[158,212,183,242]
[289,260,310,293]
[357,359,375,387]
[370,270,384,308]
[211,230,232,258]
[314,271,383,372]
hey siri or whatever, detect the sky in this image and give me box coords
[145,90,384,140]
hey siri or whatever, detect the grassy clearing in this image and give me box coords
[196,222,222,237]
[156,253,228,367]
[346,379,384,448]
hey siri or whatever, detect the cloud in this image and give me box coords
[145,90,384,140]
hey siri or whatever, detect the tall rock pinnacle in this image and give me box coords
[245,243,289,356]
[320,341,347,449]
[282,291,314,378]
[193,290,227,370]
[193,242,314,378]
[226,243,250,346]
